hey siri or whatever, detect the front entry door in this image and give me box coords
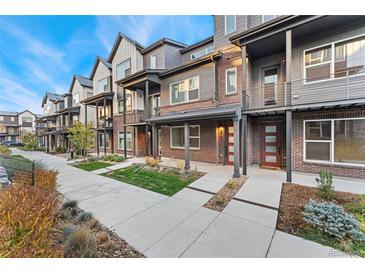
[261,123,281,168]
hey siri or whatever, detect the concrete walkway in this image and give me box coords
[11,149,356,257]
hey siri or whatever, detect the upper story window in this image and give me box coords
[87,90,93,98]
[150,54,157,69]
[125,92,133,112]
[73,93,80,105]
[170,76,199,105]
[191,46,213,60]
[10,116,15,122]
[304,35,365,83]
[225,15,236,35]
[97,77,110,92]
[0,116,3,121]
[22,117,32,127]
[45,106,51,115]
[262,15,278,23]
[226,67,237,94]
[116,58,131,80]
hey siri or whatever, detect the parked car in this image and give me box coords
[0,140,24,147]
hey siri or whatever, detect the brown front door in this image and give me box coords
[261,123,281,168]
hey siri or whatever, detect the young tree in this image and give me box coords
[22,133,38,149]
[67,122,95,156]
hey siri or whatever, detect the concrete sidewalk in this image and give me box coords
[11,149,354,258]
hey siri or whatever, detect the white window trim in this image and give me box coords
[118,130,132,151]
[169,76,200,105]
[225,67,237,94]
[150,53,157,69]
[303,117,365,167]
[303,33,365,84]
[116,58,131,80]
[261,15,278,23]
[190,46,213,60]
[170,125,200,150]
[73,93,80,105]
[225,15,236,35]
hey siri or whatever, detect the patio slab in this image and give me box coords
[267,230,351,258]
[172,188,213,206]
[145,207,219,258]
[182,213,275,257]
[112,198,202,253]
[223,200,278,228]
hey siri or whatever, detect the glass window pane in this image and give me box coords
[225,15,236,34]
[171,127,184,147]
[190,138,199,148]
[265,126,277,133]
[188,89,199,100]
[305,121,332,140]
[334,119,365,164]
[226,69,236,93]
[305,46,332,66]
[306,142,330,161]
[265,136,277,143]
[306,64,331,82]
[190,126,199,137]
[265,155,277,163]
[265,145,277,153]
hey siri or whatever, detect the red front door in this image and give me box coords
[261,123,281,168]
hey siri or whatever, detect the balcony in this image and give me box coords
[244,68,365,111]
[125,110,146,125]
[97,117,113,129]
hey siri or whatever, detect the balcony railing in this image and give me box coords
[244,67,365,110]
[97,117,113,128]
[125,110,145,124]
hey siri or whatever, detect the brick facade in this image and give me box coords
[292,108,365,178]
[160,120,219,164]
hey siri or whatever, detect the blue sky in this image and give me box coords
[0,16,213,114]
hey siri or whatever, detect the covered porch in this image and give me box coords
[81,92,114,155]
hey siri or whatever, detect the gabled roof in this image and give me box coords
[107,32,145,63]
[17,109,36,117]
[41,92,64,107]
[180,36,214,54]
[89,56,112,80]
[141,37,187,54]
[69,74,93,93]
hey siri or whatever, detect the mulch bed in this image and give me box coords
[52,206,144,258]
[277,183,360,235]
[203,176,246,212]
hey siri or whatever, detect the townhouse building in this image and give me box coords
[37,15,365,180]
[0,110,39,143]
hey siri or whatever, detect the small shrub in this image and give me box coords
[64,227,97,258]
[102,240,116,252]
[63,226,77,238]
[176,159,184,170]
[303,199,365,242]
[96,231,109,244]
[102,154,125,162]
[86,218,101,230]
[62,200,78,210]
[0,146,11,156]
[145,156,159,167]
[78,212,93,223]
[215,199,225,207]
[22,133,38,149]
[227,180,238,189]
[316,170,334,200]
[55,147,67,153]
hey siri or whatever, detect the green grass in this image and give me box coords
[104,164,199,196]
[73,161,112,171]
[345,194,365,230]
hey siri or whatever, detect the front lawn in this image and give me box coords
[104,164,203,196]
[277,183,365,257]
[72,161,112,171]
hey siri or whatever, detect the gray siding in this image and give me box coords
[247,15,262,29]
[291,23,365,105]
[181,41,214,63]
[165,44,183,68]
[160,63,215,107]
[214,15,247,50]
[143,45,166,69]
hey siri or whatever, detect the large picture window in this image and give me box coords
[304,35,365,83]
[304,118,365,165]
[118,130,132,150]
[170,76,199,105]
[116,58,131,80]
[97,77,110,92]
[170,125,200,149]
